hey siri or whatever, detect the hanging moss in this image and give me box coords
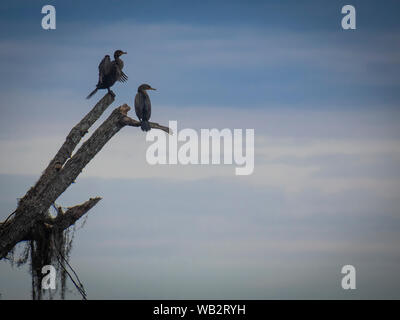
[7,209,85,300]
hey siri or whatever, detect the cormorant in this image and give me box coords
[86,50,128,99]
[134,84,156,132]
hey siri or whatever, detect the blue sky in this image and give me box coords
[1,0,399,110]
[1,0,400,299]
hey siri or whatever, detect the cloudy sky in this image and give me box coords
[1,0,400,299]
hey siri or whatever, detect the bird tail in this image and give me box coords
[141,120,151,132]
[86,88,98,99]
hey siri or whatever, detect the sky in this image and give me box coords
[1,0,400,299]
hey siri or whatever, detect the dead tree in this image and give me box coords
[0,93,170,298]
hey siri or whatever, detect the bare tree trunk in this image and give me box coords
[0,94,170,259]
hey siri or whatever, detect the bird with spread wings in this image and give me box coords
[87,50,128,99]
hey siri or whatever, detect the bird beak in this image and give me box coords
[122,51,127,55]
[150,87,156,90]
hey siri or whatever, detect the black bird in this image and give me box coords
[134,84,156,132]
[87,50,128,99]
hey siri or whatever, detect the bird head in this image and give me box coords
[138,84,156,92]
[114,50,127,58]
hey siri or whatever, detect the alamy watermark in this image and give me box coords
[41,5,56,30]
[341,265,356,290]
[341,5,356,30]
[145,121,254,176]
[41,265,56,290]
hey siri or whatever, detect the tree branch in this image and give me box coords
[0,100,171,259]
[49,197,102,231]
[20,198,102,241]
[122,116,172,134]
[24,93,115,200]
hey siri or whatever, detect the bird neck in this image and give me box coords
[114,55,123,66]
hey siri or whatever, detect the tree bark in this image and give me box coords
[0,95,170,259]
[49,197,102,231]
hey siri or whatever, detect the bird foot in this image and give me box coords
[108,90,116,97]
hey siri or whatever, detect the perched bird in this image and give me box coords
[134,84,156,132]
[87,50,128,99]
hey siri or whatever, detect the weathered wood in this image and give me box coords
[50,197,102,231]
[25,93,115,199]
[122,116,172,134]
[21,198,101,241]
[0,104,125,257]
[0,101,170,259]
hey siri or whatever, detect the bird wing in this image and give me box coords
[98,55,111,82]
[134,93,143,120]
[144,95,151,120]
[118,71,128,83]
